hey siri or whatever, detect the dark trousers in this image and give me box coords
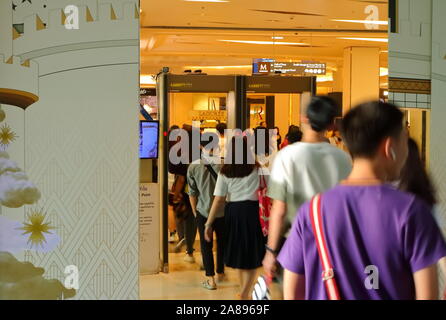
[175,209,197,255]
[196,213,225,277]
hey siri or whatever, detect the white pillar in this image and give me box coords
[343,47,380,114]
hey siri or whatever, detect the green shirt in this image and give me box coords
[187,157,225,218]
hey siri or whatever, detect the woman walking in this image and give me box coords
[205,136,266,300]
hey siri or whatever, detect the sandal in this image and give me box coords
[202,280,217,290]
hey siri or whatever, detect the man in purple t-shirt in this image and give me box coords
[278,101,446,300]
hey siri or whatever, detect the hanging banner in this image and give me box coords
[139,183,160,275]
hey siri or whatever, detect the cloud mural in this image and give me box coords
[0,151,41,208]
[0,252,76,300]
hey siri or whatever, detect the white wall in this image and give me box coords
[3,0,140,300]
[389,0,432,79]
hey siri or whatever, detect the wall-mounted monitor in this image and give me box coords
[140,121,159,159]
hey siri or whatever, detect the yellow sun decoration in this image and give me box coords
[20,209,54,248]
[0,123,18,148]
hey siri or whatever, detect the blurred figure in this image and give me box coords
[280,125,303,149]
[205,136,266,300]
[216,122,227,159]
[279,101,446,299]
[188,134,225,290]
[273,126,282,150]
[398,138,446,291]
[168,124,198,263]
[253,126,274,173]
[167,125,180,242]
[263,96,351,280]
[398,138,436,207]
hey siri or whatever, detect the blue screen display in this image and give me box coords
[139,121,159,159]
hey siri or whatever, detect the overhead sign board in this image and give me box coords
[253,59,326,76]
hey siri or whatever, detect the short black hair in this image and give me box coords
[216,122,227,136]
[340,101,404,158]
[287,126,303,144]
[220,136,256,178]
[306,96,338,132]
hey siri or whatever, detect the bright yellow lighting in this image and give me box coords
[337,37,388,43]
[380,67,388,77]
[184,0,229,2]
[140,75,156,85]
[332,19,388,25]
[316,74,334,83]
[219,40,309,46]
[185,65,252,69]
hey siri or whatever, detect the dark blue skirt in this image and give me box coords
[224,200,266,269]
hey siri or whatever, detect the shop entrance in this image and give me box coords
[244,76,317,148]
[157,73,241,272]
[156,73,317,273]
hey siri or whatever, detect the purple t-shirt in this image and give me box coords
[278,184,446,300]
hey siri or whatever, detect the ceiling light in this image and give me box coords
[219,40,309,46]
[380,67,388,77]
[331,19,388,25]
[272,36,284,40]
[140,75,156,85]
[383,91,389,96]
[316,74,334,83]
[337,37,388,43]
[184,0,229,2]
[185,65,252,69]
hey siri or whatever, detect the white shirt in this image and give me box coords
[214,168,261,202]
[267,142,352,228]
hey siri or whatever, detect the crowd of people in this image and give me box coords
[167,97,446,300]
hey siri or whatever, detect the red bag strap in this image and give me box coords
[309,194,341,300]
[258,172,267,189]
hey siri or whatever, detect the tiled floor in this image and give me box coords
[140,252,282,300]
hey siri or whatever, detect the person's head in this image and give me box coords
[287,126,303,144]
[274,126,280,136]
[399,138,436,207]
[259,121,267,128]
[340,101,408,181]
[253,126,271,156]
[303,96,338,133]
[216,122,227,136]
[220,136,256,178]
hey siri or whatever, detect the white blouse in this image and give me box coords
[214,168,261,202]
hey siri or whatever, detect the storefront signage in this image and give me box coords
[191,110,227,122]
[246,76,316,93]
[168,75,235,92]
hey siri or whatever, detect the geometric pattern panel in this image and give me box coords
[23,63,139,300]
[389,77,431,94]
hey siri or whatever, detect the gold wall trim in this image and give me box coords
[389,77,431,94]
[0,88,39,109]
